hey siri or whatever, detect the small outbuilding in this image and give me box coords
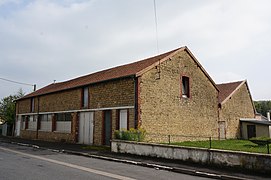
[240,118,271,139]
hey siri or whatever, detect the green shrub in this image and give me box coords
[114,128,146,142]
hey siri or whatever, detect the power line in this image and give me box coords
[153,0,159,54]
[0,77,34,86]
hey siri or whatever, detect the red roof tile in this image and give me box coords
[21,47,181,99]
[217,81,244,103]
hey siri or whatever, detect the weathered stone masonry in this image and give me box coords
[17,77,136,145]
[139,50,219,140]
[219,83,255,138]
[15,46,256,145]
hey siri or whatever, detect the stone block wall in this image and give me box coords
[128,109,135,129]
[17,88,81,114]
[37,131,74,143]
[93,111,103,145]
[38,89,82,112]
[17,77,135,114]
[17,98,31,114]
[139,50,218,139]
[90,77,135,109]
[20,130,36,139]
[16,76,135,145]
[220,83,255,139]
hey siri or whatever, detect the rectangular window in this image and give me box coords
[40,114,52,122]
[181,76,190,98]
[40,114,52,131]
[56,113,72,121]
[119,109,128,130]
[22,115,28,130]
[28,115,37,130]
[31,98,35,112]
[82,87,89,108]
[55,113,72,133]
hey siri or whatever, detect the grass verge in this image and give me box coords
[170,139,270,154]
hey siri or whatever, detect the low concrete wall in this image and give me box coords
[111,140,271,173]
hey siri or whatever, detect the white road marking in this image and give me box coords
[0,147,136,180]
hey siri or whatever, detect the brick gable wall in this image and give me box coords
[89,77,135,108]
[219,83,255,139]
[139,50,219,139]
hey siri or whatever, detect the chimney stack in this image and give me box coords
[267,111,270,121]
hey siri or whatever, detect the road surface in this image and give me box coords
[0,142,211,180]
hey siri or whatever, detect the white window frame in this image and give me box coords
[119,109,128,130]
[40,114,52,132]
[28,115,37,130]
[55,113,72,133]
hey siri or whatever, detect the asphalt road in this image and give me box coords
[0,142,212,180]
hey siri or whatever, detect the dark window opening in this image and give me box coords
[56,113,72,121]
[82,87,89,108]
[182,76,190,98]
[247,125,256,139]
[30,98,35,112]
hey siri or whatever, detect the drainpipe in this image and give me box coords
[134,76,138,129]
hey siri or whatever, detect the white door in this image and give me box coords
[79,112,94,144]
[218,121,226,139]
[15,116,22,136]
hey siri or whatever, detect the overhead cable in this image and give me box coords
[0,77,34,86]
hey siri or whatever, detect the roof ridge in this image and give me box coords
[20,47,182,99]
[50,47,183,85]
[216,80,245,86]
[218,80,247,104]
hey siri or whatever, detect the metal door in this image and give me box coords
[104,110,111,146]
[79,112,94,144]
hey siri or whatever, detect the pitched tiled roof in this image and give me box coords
[21,47,182,99]
[217,81,244,103]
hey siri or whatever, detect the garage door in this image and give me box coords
[79,112,94,145]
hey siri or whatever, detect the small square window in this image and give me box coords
[182,76,190,98]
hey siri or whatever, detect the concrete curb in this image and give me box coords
[2,140,251,180]
[62,150,251,180]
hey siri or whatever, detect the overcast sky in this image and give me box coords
[0,0,270,100]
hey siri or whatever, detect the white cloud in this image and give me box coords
[0,0,271,100]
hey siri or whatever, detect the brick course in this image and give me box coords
[38,89,81,112]
[89,77,135,108]
[93,111,103,145]
[219,83,255,138]
[139,50,219,139]
[17,98,31,114]
[16,47,255,145]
